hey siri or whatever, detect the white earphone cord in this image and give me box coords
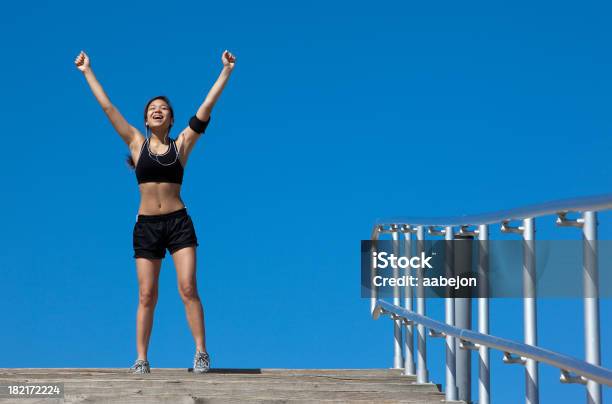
[145,125,179,166]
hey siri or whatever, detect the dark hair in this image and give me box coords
[126,95,175,169]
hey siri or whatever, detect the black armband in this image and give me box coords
[189,115,211,134]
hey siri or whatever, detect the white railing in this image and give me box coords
[369,194,612,404]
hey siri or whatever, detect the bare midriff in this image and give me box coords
[138,182,185,215]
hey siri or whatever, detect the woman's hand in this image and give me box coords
[74,51,91,73]
[222,50,236,70]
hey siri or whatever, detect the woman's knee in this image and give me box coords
[178,283,199,302]
[139,288,158,308]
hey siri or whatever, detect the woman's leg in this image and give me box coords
[172,246,206,353]
[135,257,162,360]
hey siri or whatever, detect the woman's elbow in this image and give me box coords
[102,103,115,114]
[197,105,212,121]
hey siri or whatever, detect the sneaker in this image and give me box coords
[193,351,210,373]
[130,359,150,374]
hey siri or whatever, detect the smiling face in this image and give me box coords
[144,96,174,131]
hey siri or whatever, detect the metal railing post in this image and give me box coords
[445,226,458,400]
[523,218,539,404]
[478,224,490,404]
[391,225,403,369]
[583,211,601,404]
[370,226,381,315]
[416,225,429,383]
[455,232,473,402]
[402,225,416,376]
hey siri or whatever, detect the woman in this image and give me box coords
[74,49,235,374]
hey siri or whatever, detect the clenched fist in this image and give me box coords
[222,50,236,70]
[74,51,91,73]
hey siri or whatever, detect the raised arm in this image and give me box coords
[194,50,236,122]
[177,50,236,163]
[74,51,143,149]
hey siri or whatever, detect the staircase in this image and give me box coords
[0,368,457,403]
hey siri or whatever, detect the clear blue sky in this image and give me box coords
[0,0,610,402]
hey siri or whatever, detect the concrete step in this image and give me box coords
[0,368,461,403]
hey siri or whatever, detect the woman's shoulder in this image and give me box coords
[132,136,147,151]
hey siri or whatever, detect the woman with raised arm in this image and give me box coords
[74,49,236,374]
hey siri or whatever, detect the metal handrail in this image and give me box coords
[368,195,610,404]
[375,193,612,226]
[373,300,612,387]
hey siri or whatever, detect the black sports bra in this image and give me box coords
[135,138,184,184]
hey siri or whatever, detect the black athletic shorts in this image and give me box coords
[133,208,199,259]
